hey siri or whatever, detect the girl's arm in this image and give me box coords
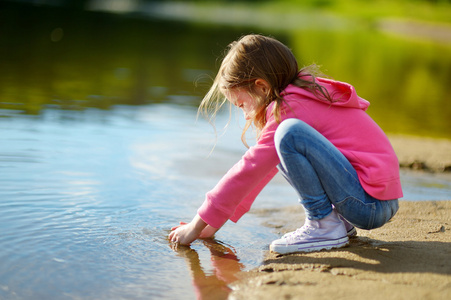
[199,224,220,238]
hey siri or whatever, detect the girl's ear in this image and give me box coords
[254,79,270,96]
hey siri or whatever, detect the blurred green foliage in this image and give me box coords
[274,0,451,23]
[157,0,451,24]
[0,0,450,138]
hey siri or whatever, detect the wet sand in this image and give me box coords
[230,135,451,300]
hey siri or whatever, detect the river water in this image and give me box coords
[0,104,299,299]
[1,2,451,300]
[1,103,450,300]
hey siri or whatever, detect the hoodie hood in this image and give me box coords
[282,76,370,111]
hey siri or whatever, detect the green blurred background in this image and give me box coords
[1,0,450,138]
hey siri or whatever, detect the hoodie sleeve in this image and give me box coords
[197,115,281,228]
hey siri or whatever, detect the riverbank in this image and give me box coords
[230,200,451,300]
[389,134,451,172]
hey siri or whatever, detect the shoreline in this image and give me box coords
[388,134,451,172]
[230,200,451,300]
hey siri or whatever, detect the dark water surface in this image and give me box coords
[1,2,451,300]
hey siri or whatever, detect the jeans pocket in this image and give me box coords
[335,196,376,230]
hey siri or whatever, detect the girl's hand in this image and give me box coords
[171,222,218,240]
[171,222,219,239]
[169,214,208,245]
[169,222,200,245]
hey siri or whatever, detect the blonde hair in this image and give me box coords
[199,34,331,147]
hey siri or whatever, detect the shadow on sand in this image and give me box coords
[260,236,451,276]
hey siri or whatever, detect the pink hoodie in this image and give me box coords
[198,77,403,229]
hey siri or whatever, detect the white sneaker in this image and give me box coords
[280,213,357,239]
[270,210,349,254]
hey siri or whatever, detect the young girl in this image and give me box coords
[169,34,402,254]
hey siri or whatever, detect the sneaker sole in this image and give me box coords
[283,228,357,239]
[270,236,349,254]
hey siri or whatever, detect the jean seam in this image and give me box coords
[368,201,376,229]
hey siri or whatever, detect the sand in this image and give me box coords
[230,201,451,300]
[229,135,451,300]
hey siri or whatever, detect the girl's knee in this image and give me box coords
[277,119,307,133]
[274,119,307,146]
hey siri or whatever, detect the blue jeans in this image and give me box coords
[274,119,398,230]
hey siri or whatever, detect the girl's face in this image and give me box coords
[226,88,258,120]
[224,79,269,121]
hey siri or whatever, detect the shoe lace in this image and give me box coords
[285,225,314,242]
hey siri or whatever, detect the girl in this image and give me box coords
[169,34,402,254]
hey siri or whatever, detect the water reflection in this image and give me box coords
[1,2,450,137]
[0,2,250,113]
[170,239,244,300]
